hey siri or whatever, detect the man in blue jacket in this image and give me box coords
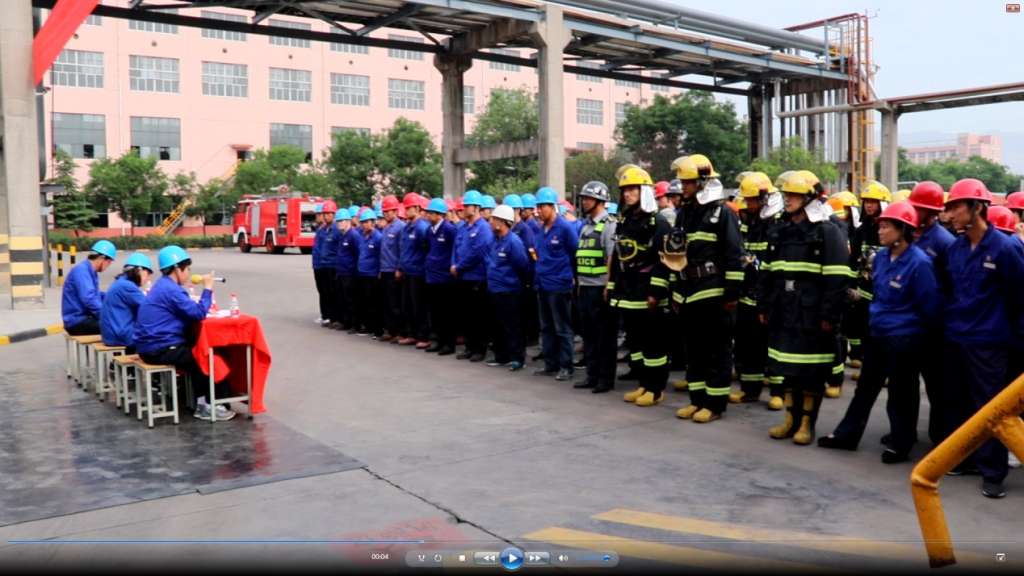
[425,199,457,356]
[335,208,361,332]
[378,196,405,342]
[62,240,117,335]
[451,190,494,362]
[356,209,384,338]
[135,246,233,421]
[941,179,1024,498]
[398,194,432,348]
[486,204,530,371]
[533,187,579,381]
[315,201,340,328]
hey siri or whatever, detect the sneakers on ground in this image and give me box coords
[194,399,236,422]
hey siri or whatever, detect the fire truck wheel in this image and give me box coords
[300,247,312,255]
[237,234,251,253]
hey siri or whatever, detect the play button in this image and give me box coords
[500,547,524,571]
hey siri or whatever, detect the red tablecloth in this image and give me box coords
[192,314,271,414]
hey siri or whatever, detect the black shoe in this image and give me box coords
[531,352,545,362]
[880,433,891,446]
[946,464,981,477]
[817,434,859,451]
[881,449,910,464]
[533,368,558,377]
[424,343,442,353]
[437,346,455,356]
[982,480,1007,499]
[555,369,574,381]
[457,351,474,360]
[470,354,485,363]
[574,381,597,389]
[592,384,614,394]
[485,358,508,367]
[618,370,640,381]
[573,358,586,369]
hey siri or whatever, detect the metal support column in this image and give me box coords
[879,108,899,192]
[434,53,472,199]
[530,4,569,198]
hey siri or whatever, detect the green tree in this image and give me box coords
[882,149,1023,194]
[615,92,748,183]
[749,136,838,187]
[377,118,442,197]
[185,178,239,236]
[295,160,337,200]
[85,151,168,236]
[232,145,308,197]
[564,147,634,200]
[49,149,96,236]
[323,130,379,205]
[465,88,540,191]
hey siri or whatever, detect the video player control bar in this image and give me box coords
[405,548,619,569]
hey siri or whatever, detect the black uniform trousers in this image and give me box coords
[141,344,230,407]
[335,274,355,328]
[918,329,947,445]
[402,274,429,342]
[828,334,847,387]
[521,284,540,346]
[830,334,924,453]
[490,291,524,364]
[944,340,1010,483]
[684,298,734,414]
[459,280,489,355]
[845,299,869,360]
[426,282,456,349]
[356,275,382,336]
[619,306,671,396]
[313,268,334,321]
[380,271,403,337]
[734,301,768,398]
[578,285,618,388]
[66,317,101,336]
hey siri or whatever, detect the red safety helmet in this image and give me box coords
[908,181,944,212]
[446,199,456,212]
[946,178,991,205]
[419,196,430,210]
[454,198,464,211]
[321,200,337,213]
[402,192,422,209]
[1006,191,1024,211]
[988,205,1019,233]
[381,195,400,212]
[878,200,919,228]
[654,181,670,199]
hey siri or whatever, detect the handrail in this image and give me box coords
[911,371,1024,567]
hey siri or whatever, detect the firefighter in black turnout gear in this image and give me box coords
[846,181,891,376]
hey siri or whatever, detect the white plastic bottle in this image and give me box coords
[230,293,240,317]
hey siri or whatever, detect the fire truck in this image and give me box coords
[232,186,321,254]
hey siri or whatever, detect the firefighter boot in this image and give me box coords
[793,393,824,446]
[623,387,646,403]
[676,404,700,419]
[848,359,862,369]
[851,371,861,382]
[728,390,746,403]
[767,395,784,411]
[634,391,665,407]
[769,391,802,439]
[673,379,689,391]
[825,384,842,398]
[692,408,721,423]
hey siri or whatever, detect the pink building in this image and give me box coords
[904,133,1003,166]
[43,3,680,232]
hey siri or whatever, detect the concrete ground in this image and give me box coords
[0,249,1019,573]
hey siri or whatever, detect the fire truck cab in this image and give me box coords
[232,186,321,254]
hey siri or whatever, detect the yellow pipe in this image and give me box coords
[910,371,1024,567]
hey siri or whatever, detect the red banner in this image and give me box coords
[32,0,101,85]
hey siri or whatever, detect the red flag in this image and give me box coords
[32,0,101,85]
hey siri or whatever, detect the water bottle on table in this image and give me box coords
[230,294,240,317]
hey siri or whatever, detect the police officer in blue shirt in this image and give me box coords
[819,202,940,463]
[424,199,458,355]
[485,205,530,371]
[356,209,384,338]
[533,187,580,381]
[398,194,432,348]
[451,190,494,362]
[335,208,362,332]
[378,196,405,342]
[62,240,117,335]
[100,252,154,352]
[135,246,234,421]
[941,179,1024,498]
[315,201,340,328]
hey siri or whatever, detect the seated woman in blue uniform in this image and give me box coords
[99,252,153,353]
[133,245,235,422]
[62,240,117,335]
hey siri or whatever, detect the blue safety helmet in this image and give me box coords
[607,202,619,215]
[462,190,483,207]
[336,208,351,220]
[359,208,377,223]
[536,187,558,206]
[348,205,359,217]
[521,193,537,209]
[503,194,523,209]
[480,195,497,210]
[314,204,323,214]
[426,198,448,214]
[124,252,154,272]
[375,207,384,219]
[90,239,117,260]
[157,245,190,271]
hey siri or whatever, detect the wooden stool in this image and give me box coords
[112,354,139,413]
[65,334,102,387]
[91,343,126,401]
[132,358,180,428]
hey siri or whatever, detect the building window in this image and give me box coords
[330,73,370,106]
[650,82,669,93]
[615,102,631,125]
[330,39,368,54]
[129,55,179,93]
[388,78,424,110]
[268,19,311,48]
[269,67,311,102]
[51,49,103,88]
[387,34,424,60]
[464,86,475,114]
[576,61,602,83]
[615,77,640,88]
[270,123,313,161]
[128,8,178,34]
[577,142,604,152]
[487,48,520,72]
[332,126,371,138]
[130,116,181,161]
[202,62,248,98]
[85,14,102,25]
[53,113,106,159]
[576,98,603,125]
[201,11,246,41]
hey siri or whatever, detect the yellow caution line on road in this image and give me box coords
[522,527,829,573]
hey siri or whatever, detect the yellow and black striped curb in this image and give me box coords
[0,323,64,346]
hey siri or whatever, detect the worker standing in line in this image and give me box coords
[519,192,542,349]
[729,172,784,409]
[480,195,497,222]
[378,195,405,342]
[506,194,540,350]
[846,181,890,376]
[759,171,848,445]
[1007,191,1024,243]
[397,193,432,349]
[818,202,940,462]
[451,190,494,362]
[355,209,383,338]
[312,203,327,325]
[485,204,530,371]
[671,155,743,423]
[654,181,675,226]
[940,178,1024,498]
[424,199,458,356]
[533,186,580,382]
[100,252,154,353]
[521,193,543,238]
[316,201,340,328]
[573,181,618,394]
[335,208,361,333]
[62,240,117,336]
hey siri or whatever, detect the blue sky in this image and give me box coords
[692,0,1024,171]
